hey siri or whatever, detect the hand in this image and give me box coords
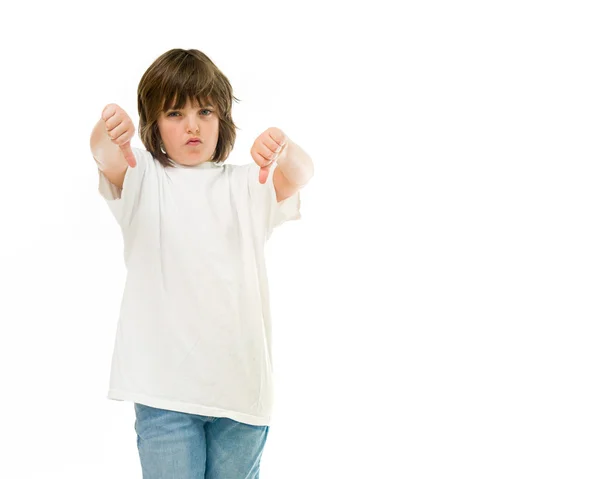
[250,127,288,184]
[101,103,137,168]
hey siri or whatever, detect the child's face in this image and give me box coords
[157,97,219,166]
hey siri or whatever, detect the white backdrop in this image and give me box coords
[0,0,598,477]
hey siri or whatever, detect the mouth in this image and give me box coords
[187,140,202,145]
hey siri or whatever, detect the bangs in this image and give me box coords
[159,54,216,113]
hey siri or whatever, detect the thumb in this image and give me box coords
[120,142,137,167]
[259,164,271,184]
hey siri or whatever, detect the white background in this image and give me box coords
[0,0,598,477]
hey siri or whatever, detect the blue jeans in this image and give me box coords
[134,403,270,478]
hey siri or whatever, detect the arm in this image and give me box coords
[273,139,314,203]
[90,119,127,189]
[90,104,137,189]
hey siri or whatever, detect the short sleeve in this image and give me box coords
[247,162,301,240]
[97,147,149,228]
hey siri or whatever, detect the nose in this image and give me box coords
[186,115,199,133]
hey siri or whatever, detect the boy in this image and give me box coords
[90,48,314,478]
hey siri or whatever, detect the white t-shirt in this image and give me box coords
[98,147,301,426]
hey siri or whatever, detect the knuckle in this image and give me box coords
[102,103,116,119]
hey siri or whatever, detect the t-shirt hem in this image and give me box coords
[107,389,271,426]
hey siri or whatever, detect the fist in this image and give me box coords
[250,127,288,184]
[101,103,137,167]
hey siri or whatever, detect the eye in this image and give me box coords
[166,110,212,118]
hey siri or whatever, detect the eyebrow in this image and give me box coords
[167,104,214,110]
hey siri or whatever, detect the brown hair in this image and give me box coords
[137,48,240,167]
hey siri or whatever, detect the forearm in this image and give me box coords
[277,139,314,187]
[90,119,128,172]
